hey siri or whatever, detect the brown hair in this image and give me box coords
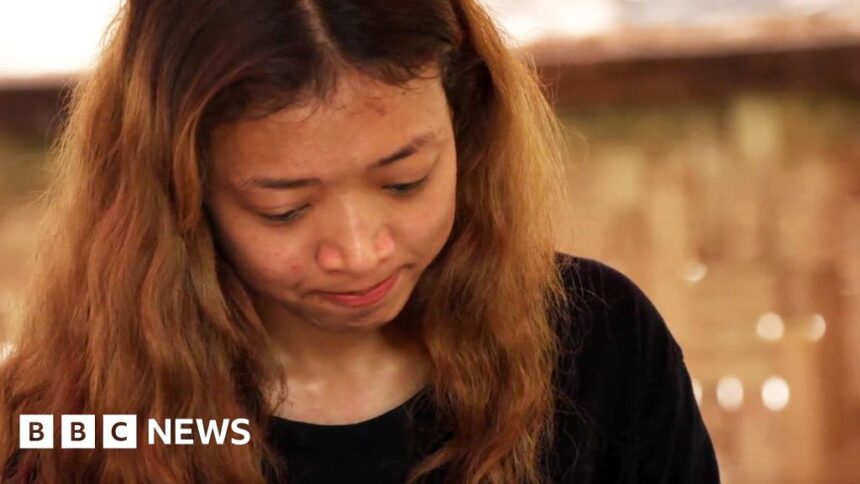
[0,1,570,482]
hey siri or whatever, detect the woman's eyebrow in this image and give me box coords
[371,128,440,169]
[237,128,441,191]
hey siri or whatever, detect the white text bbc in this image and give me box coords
[19,415,251,449]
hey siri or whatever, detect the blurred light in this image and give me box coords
[756,312,785,342]
[806,313,827,342]
[554,1,620,36]
[691,377,703,405]
[0,0,121,79]
[492,13,542,45]
[716,375,744,411]
[682,260,708,284]
[761,376,790,411]
[484,0,621,46]
[0,342,13,361]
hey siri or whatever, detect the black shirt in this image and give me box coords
[265,253,720,483]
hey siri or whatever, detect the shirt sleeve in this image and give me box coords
[626,278,721,483]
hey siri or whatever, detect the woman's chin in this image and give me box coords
[299,299,404,334]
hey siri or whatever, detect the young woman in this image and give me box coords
[0,0,719,483]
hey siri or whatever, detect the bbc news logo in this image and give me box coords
[19,415,251,449]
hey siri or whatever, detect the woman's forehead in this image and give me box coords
[209,73,450,183]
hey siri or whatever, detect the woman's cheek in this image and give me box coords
[406,194,455,248]
[247,245,295,282]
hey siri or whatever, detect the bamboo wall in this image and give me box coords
[556,92,860,483]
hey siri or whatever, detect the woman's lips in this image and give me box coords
[319,270,400,308]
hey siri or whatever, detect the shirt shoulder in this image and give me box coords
[549,252,720,483]
[551,252,669,424]
[552,252,675,369]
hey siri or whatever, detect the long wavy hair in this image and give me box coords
[0,0,570,482]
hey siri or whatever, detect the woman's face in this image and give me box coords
[206,71,457,334]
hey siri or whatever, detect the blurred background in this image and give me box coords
[1,1,859,482]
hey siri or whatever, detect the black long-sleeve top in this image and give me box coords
[266,253,721,483]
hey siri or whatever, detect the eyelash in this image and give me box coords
[265,205,309,223]
[264,176,429,224]
[384,175,429,195]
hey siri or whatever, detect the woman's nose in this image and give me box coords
[315,196,395,274]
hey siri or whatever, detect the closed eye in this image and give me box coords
[264,204,309,224]
[384,175,429,195]
[262,175,429,224]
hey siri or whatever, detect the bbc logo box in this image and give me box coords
[20,415,137,449]
[19,415,250,448]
